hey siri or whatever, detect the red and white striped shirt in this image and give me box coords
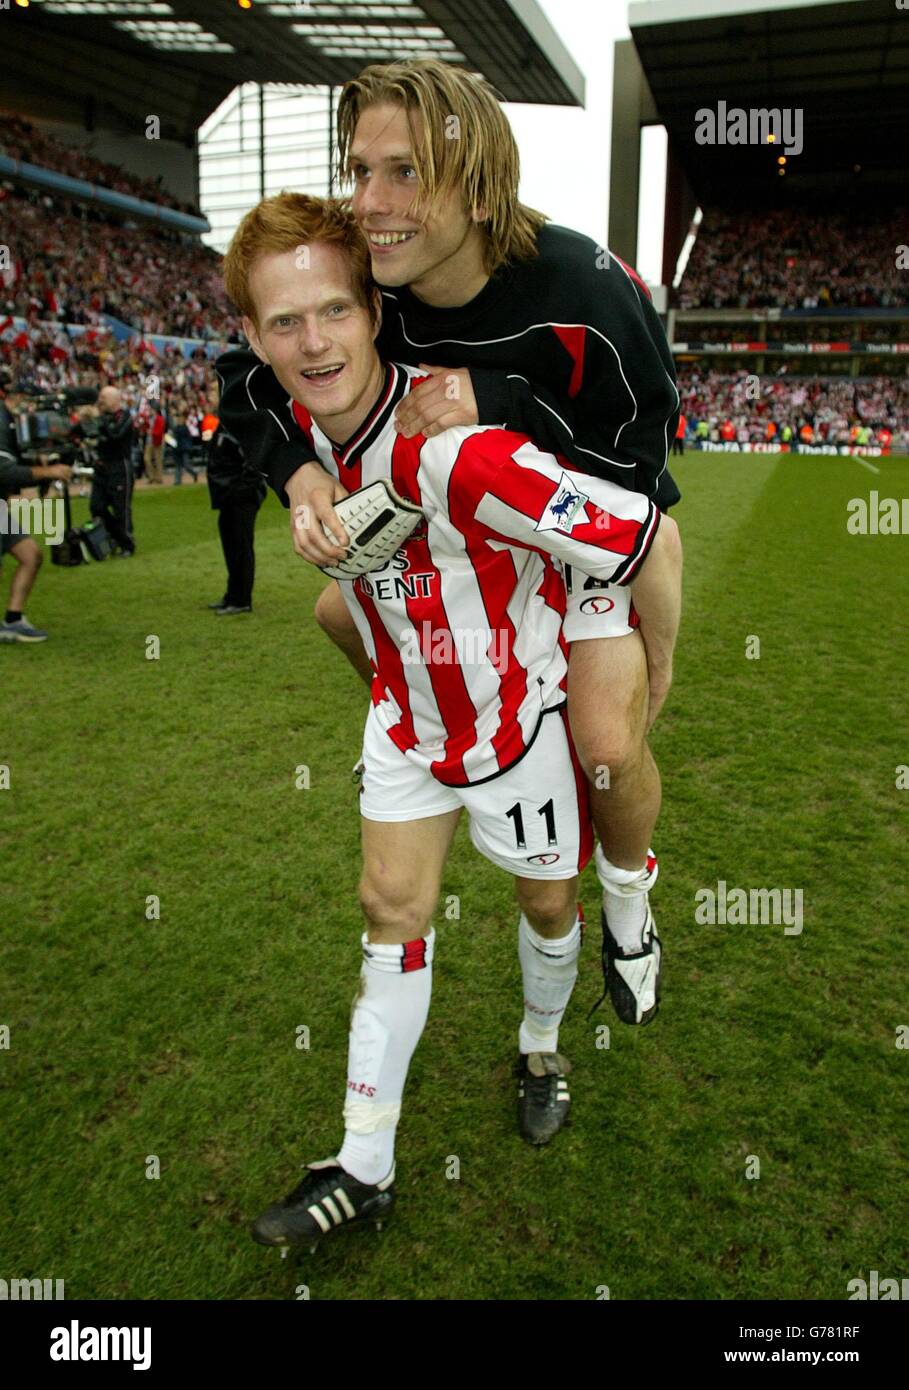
[292,363,659,787]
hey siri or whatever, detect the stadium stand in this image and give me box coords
[669,319,909,346]
[676,368,909,451]
[0,163,235,473]
[0,183,240,340]
[675,204,908,311]
[0,113,201,217]
[2,87,905,469]
[671,197,908,453]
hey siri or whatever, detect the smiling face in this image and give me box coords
[349,102,488,307]
[242,241,384,442]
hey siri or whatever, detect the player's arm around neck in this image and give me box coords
[629,514,683,731]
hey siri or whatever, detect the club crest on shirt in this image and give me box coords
[535,472,590,535]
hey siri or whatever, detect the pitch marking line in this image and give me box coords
[854,455,880,475]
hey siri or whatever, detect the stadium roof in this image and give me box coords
[3,0,584,142]
[627,0,909,197]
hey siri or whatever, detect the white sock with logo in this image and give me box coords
[595,845,658,953]
[336,929,434,1186]
[518,913,581,1055]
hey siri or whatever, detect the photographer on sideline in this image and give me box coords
[0,390,72,643]
[87,387,136,557]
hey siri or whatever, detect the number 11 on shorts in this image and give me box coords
[506,799,558,849]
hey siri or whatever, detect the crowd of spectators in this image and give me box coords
[0,113,201,217]
[2,324,210,398]
[2,167,906,461]
[676,368,909,449]
[6,312,905,462]
[673,319,909,345]
[0,182,243,339]
[1,319,215,462]
[676,205,909,310]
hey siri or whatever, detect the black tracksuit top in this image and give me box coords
[216,222,680,511]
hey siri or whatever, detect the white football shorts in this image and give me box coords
[359,702,592,879]
[562,564,638,642]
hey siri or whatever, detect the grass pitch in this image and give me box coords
[2,452,907,1300]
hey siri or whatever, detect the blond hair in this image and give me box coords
[222,192,375,327]
[337,59,547,276]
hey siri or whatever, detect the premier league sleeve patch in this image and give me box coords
[534,471,591,535]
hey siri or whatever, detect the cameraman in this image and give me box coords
[88,386,136,557]
[0,390,72,643]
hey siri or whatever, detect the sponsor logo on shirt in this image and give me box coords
[355,545,436,599]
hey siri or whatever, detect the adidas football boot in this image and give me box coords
[251,1158,395,1254]
[516,1052,572,1145]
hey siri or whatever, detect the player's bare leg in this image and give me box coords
[0,538,47,642]
[358,810,462,944]
[7,536,43,612]
[314,580,372,688]
[514,874,578,940]
[250,810,460,1253]
[511,874,581,1144]
[568,632,662,1025]
[568,631,658,869]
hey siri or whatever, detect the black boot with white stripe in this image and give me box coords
[250,1158,395,1255]
[516,1052,571,1145]
[591,847,662,1026]
[599,904,662,1025]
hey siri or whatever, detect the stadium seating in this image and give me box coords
[0,112,201,217]
[2,168,905,458]
[676,205,909,311]
[677,368,909,450]
[0,183,241,340]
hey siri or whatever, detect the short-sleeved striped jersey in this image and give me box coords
[293,362,660,787]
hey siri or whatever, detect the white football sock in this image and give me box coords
[518,912,581,1055]
[595,845,658,953]
[336,929,434,1186]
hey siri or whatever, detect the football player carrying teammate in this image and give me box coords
[217,60,682,1062]
[221,195,682,1252]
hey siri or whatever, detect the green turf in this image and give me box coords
[2,455,907,1300]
